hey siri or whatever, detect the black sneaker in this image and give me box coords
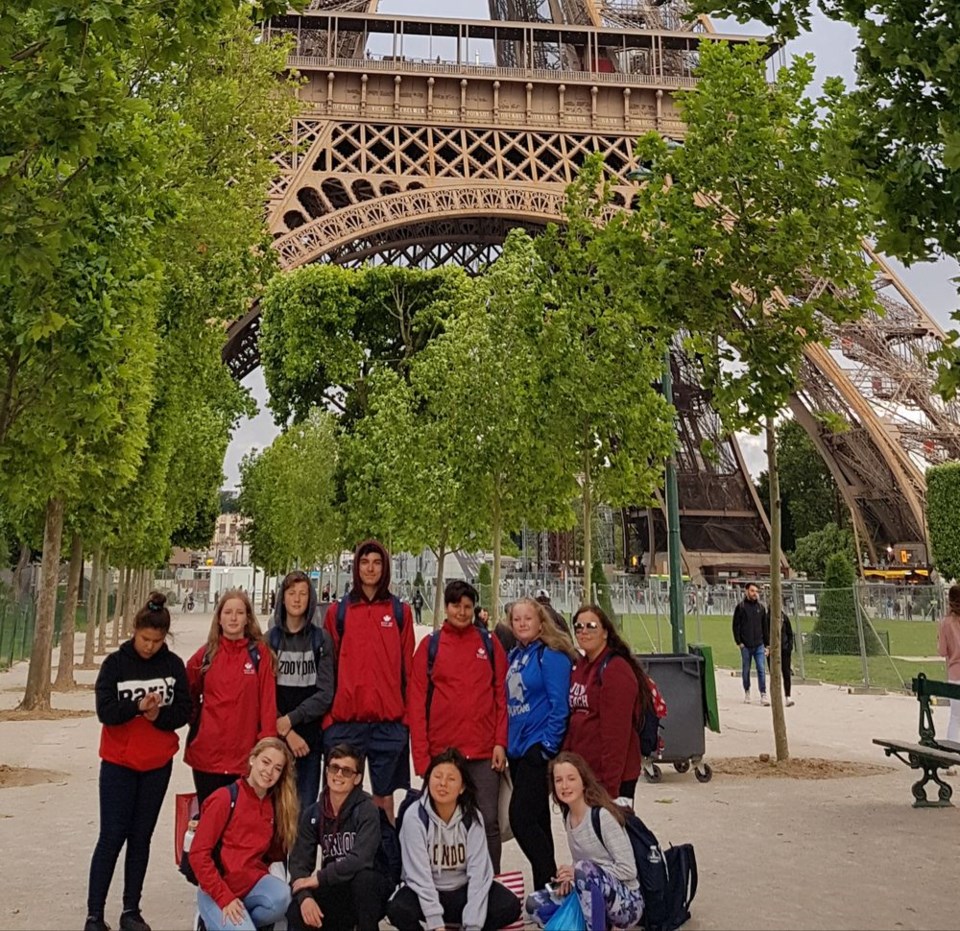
[118,912,151,931]
[83,918,111,931]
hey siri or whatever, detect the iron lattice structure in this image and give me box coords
[222,1,960,581]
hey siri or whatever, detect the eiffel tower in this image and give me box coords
[222,0,960,582]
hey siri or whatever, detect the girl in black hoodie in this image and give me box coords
[85,592,192,931]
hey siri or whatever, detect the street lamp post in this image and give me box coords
[662,350,686,653]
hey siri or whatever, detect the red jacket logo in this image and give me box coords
[380,614,394,628]
[243,661,256,675]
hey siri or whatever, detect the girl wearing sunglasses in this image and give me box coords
[564,604,663,802]
[288,744,394,931]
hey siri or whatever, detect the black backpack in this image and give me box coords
[425,626,497,721]
[180,781,240,886]
[597,653,662,757]
[590,806,697,931]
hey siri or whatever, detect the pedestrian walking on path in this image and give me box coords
[732,583,770,705]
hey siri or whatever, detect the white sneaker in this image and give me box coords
[786,697,795,707]
[744,691,751,703]
[761,694,770,706]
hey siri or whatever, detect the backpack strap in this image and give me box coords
[310,623,325,659]
[246,641,261,671]
[335,595,350,640]
[267,625,282,654]
[590,806,607,850]
[425,630,442,723]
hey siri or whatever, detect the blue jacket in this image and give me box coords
[505,640,572,758]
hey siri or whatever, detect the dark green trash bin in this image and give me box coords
[638,652,713,783]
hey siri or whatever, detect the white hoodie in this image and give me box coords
[398,793,493,931]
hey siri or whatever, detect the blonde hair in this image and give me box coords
[509,597,579,660]
[205,588,275,672]
[248,737,300,852]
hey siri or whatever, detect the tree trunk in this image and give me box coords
[53,531,83,690]
[582,448,593,599]
[19,497,65,712]
[491,495,503,622]
[431,531,448,629]
[96,557,110,655]
[766,416,789,762]
[11,542,30,597]
[111,566,127,647]
[81,544,102,667]
[122,566,136,637]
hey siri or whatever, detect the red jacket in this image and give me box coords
[407,622,508,776]
[192,779,283,908]
[184,637,277,775]
[323,597,414,725]
[563,648,641,797]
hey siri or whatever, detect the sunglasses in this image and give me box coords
[327,763,358,778]
[573,621,601,632]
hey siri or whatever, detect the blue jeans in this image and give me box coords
[198,874,291,931]
[741,644,766,694]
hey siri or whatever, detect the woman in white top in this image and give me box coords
[525,751,643,931]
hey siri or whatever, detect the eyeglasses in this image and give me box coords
[573,621,601,632]
[327,763,358,778]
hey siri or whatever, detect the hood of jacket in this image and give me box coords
[273,577,320,630]
[351,538,392,603]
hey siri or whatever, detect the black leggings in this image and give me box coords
[782,649,792,698]
[508,749,556,891]
[387,880,521,931]
[87,760,172,919]
[288,869,392,931]
[192,769,241,808]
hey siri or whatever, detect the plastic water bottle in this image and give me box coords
[183,819,199,854]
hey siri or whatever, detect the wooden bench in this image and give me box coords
[873,673,960,808]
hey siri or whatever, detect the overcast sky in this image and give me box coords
[222,1,960,487]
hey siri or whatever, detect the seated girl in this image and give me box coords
[387,747,521,931]
[191,737,298,931]
[526,751,643,931]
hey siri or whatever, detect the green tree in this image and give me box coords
[413,231,576,612]
[626,42,879,759]
[477,563,493,612]
[259,265,468,426]
[690,0,960,266]
[538,154,677,597]
[792,523,857,580]
[591,559,616,622]
[813,552,881,656]
[239,409,342,574]
[757,419,848,550]
[927,463,960,582]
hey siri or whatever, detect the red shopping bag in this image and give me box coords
[174,792,199,866]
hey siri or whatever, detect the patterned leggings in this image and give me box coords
[525,859,644,931]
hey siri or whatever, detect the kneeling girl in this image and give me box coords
[387,748,521,931]
[191,737,299,931]
[526,751,643,931]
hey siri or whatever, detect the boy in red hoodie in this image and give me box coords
[407,579,508,870]
[323,539,414,820]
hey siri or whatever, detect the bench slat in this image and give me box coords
[873,739,960,765]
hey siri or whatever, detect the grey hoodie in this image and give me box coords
[270,581,335,750]
[398,794,493,931]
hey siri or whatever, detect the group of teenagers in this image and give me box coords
[86,539,666,931]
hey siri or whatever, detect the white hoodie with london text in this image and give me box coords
[397,794,493,931]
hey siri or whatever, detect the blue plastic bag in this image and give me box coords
[544,891,587,931]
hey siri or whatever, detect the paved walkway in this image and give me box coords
[0,613,957,930]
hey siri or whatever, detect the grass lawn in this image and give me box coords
[620,612,945,691]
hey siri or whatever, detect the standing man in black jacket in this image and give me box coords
[732,583,771,705]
